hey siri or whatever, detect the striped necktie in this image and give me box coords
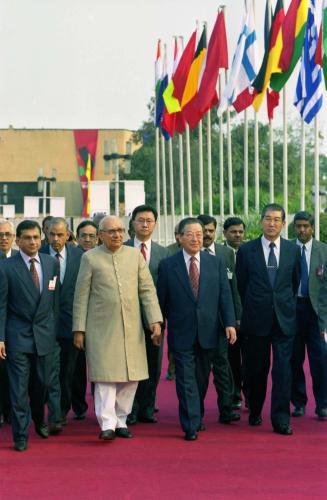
[29,258,40,291]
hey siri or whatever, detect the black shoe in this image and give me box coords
[197,421,206,431]
[316,408,327,419]
[249,414,262,426]
[154,407,159,413]
[138,415,158,423]
[14,440,28,452]
[273,424,293,435]
[219,412,240,424]
[292,406,305,417]
[184,431,197,441]
[115,427,133,438]
[99,429,116,440]
[126,413,138,425]
[48,422,63,435]
[35,422,49,439]
[232,401,242,410]
[73,412,86,420]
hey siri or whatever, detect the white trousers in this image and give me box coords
[94,381,138,431]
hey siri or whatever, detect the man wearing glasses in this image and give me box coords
[73,216,162,440]
[125,205,168,425]
[76,220,98,252]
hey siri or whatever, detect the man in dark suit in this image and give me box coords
[291,211,327,419]
[236,204,301,435]
[0,220,59,451]
[40,217,83,430]
[157,217,236,440]
[125,204,168,424]
[197,214,241,422]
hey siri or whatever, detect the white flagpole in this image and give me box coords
[179,133,185,217]
[283,87,288,238]
[244,109,249,216]
[314,115,320,240]
[155,128,161,243]
[198,119,204,213]
[254,111,259,212]
[161,134,168,245]
[207,109,213,215]
[300,119,305,210]
[185,124,193,216]
[219,76,224,218]
[168,138,176,233]
[269,120,274,202]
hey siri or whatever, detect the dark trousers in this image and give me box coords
[46,342,61,423]
[132,328,163,418]
[72,349,88,416]
[0,359,11,421]
[58,338,82,418]
[291,300,327,411]
[6,350,53,442]
[245,317,294,427]
[209,334,234,417]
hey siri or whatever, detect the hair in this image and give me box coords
[0,218,14,233]
[48,217,69,230]
[16,220,41,238]
[131,204,158,221]
[293,211,314,227]
[41,215,54,229]
[197,214,217,229]
[98,215,123,231]
[178,217,204,235]
[261,203,286,221]
[76,219,98,237]
[67,230,77,243]
[223,217,245,231]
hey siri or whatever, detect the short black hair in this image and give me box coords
[197,214,217,228]
[261,203,285,221]
[76,220,98,237]
[223,217,245,231]
[131,204,158,221]
[41,215,54,229]
[178,217,204,235]
[293,211,314,227]
[16,220,41,238]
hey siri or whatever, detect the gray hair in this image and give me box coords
[49,217,69,230]
[0,218,14,233]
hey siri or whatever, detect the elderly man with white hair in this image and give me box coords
[0,219,17,259]
[73,216,163,440]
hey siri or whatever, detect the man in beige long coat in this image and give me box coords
[73,216,163,441]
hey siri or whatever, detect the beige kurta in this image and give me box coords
[73,244,163,382]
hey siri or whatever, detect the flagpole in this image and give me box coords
[179,133,185,217]
[244,109,249,216]
[314,115,320,240]
[207,109,213,215]
[161,134,168,245]
[254,111,259,212]
[283,87,288,238]
[300,119,305,210]
[219,75,224,218]
[168,138,176,236]
[198,119,204,213]
[269,119,274,202]
[185,124,193,216]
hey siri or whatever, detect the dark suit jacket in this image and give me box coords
[157,250,235,351]
[40,244,83,339]
[0,252,60,355]
[236,236,301,337]
[124,238,169,287]
[214,242,242,321]
[0,249,18,260]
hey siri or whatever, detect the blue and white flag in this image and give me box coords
[294,0,323,124]
[218,1,258,115]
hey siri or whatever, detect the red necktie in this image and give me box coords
[189,256,199,299]
[140,242,147,261]
[29,258,40,291]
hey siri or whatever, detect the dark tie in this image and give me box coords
[189,256,199,299]
[267,242,277,287]
[55,253,62,283]
[29,258,40,291]
[300,244,309,297]
[204,248,211,253]
[140,242,147,261]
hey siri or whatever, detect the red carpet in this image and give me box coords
[1,353,327,499]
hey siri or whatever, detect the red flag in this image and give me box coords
[172,31,197,103]
[267,89,280,121]
[316,23,323,66]
[233,88,258,113]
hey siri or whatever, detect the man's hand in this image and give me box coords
[0,341,6,360]
[150,323,162,346]
[73,332,85,350]
[225,326,237,345]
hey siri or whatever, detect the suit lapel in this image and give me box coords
[173,252,196,302]
[198,252,209,300]
[13,253,40,301]
[252,237,270,285]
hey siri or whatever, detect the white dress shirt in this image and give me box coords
[261,235,281,267]
[296,237,312,297]
[20,250,43,293]
[134,237,152,265]
[203,242,216,255]
[50,245,67,284]
[183,249,200,274]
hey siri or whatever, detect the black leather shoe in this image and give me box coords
[249,414,263,426]
[184,431,197,441]
[48,422,63,435]
[73,412,86,420]
[292,406,305,417]
[126,413,138,425]
[35,422,49,439]
[273,424,293,435]
[14,440,28,452]
[115,427,133,438]
[219,412,241,424]
[197,421,206,431]
[138,415,158,423]
[316,408,327,418]
[99,429,116,440]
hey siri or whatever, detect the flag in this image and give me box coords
[85,153,91,217]
[294,0,323,124]
[170,31,197,109]
[162,38,181,137]
[157,48,170,138]
[270,0,308,92]
[252,0,285,111]
[267,89,280,120]
[218,3,257,115]
[154,40,163,127]
[180,27,207,110]
[315,0,327,88]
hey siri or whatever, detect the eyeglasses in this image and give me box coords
[183,232,203,239]
[0,232,13,238]
[80,233,97,240]
[134,218,155,225]
[100,228,125,235]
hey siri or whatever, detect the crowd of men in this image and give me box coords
[0,202,326,451]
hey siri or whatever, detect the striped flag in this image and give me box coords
[315,0,327,88]
[294,0,323,124]
[162,38,181,137]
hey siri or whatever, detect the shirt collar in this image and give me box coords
[134,237,151,250]
[296,238,313,251]
[261,235,281,251]
[183,249,200,262]
[20,250,40,264]
[202,242,215,254]
[49,245,67,259]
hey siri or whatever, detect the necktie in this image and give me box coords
[140,242,147,261]
[189,256,199,299]
[55,253,62,283]
[204,248,211,253]
[267,242,277,287]
[300,244,309,297]
[29,258,40,291]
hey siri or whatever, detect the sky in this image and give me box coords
[0,0,324,131]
